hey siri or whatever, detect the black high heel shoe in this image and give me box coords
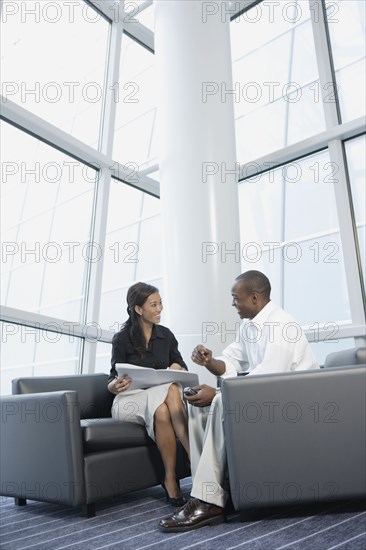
[161,480,186,507]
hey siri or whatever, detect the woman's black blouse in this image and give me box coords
[108,324,187,382]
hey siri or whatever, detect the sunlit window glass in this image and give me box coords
[231,0,325,163]
[96,341,112,373]
[0,321,81,395]
[238,150,350,325]
[1,0,110,148]
[98,178,163,330]
[325,0,366,123]
[137,1,156,31]
[113,34,157,171]
[1,121,97,321]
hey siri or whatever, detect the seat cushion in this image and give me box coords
[81,418,154,453]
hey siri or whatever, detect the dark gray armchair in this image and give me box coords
[222,361,366,517]
[0,373,192,517]
[323,346,366,368]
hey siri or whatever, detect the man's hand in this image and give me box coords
[191,345,212,367]
[184,384,217,407]
[191,345,226,376]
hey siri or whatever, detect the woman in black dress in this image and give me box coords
[108,282,189,506]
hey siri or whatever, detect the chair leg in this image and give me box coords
[15,498,27,506]
[84,503,96,518]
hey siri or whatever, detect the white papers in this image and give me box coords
[116,363,199,390]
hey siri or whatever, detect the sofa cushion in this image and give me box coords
[81,418,154,453]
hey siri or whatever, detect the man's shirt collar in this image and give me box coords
[246,300,277,328]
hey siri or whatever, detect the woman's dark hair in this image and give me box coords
[122,282,159,356]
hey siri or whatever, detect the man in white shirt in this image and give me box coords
[159,270,319,532]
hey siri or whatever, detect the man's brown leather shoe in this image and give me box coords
[158,498,225,532]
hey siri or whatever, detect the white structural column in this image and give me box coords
[155,1,241,383]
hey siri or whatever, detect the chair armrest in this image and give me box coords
[0,391,85,506]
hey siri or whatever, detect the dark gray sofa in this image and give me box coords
[222,364,366,517]
[323,346,366,368]
[0,373,193,517]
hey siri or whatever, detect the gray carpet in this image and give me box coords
[1,479,365,549]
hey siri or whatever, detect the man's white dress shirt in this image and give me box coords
[218,301,318,377]
[189,301,319,508]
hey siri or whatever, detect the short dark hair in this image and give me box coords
[235,270,271,299]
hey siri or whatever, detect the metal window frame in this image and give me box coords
[236,0,366,332]
[1,0,365,380]
[0,0,157,377]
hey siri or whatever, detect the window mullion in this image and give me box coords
[309,0,340,129]
[328,139,366,324]
[309,0,365,324]
[82,168,112,374]
[99,18,123,156]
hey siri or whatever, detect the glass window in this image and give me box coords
[231,0,325,163]
[345,134,366,288]
[0,121,97,321]
[284,154,340,239]
[1,0,110,148]
[283,233,350,326]
[98,179,163,330]
[1,321,81,395]
[147,170,160,183]
[137,2,156,31]
[238,150,350,325]
[96,341,113,374]
[325,0,366,123]
[113,34,157,170]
